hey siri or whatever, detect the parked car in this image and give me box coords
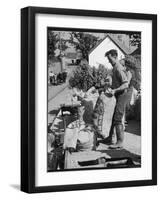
[51,71,67,85]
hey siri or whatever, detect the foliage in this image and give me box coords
[69,63,110,92]
[69,32,100,60]
[124,55,141,90]
[93,64,110,88]
[124,55,141,121]
[128,33,141,48]
[126,95,141,121]
[69,62,94,91]
[48,31,59,59]
[48,31,68,60]
[134,95,141,121]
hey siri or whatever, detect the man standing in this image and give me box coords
[104,49,129,149]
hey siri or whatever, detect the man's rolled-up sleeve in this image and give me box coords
[116,69,128,84]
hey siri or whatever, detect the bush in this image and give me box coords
[93,64,110,88]
[124,55,141,91]
[133,95,141,121]
[126,95,141,121]
[69,62,110,92]
[69,62,94,91]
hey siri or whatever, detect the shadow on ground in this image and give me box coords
[97,148,141,165]
[125,120,141,136]
[48,109,60,115]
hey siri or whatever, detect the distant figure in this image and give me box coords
[53,72,57,85]
[49,71,54,84]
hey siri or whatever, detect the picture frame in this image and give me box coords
[21,6,157,193]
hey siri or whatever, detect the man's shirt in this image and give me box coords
[111,62,128,89]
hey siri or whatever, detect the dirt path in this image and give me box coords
[48,83,68,102]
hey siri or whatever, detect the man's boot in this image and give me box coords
[109,124,124,149]
[103,124,115,144]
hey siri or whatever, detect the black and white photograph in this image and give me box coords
[47,28,141,172]
[20,6,157,193]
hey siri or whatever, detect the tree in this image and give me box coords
[124,55,141,90]
[48,31,68,60]
[129,33,141,48]
[69,32,100,61]
[48,31,59,60]
[69,63,110,92]
[69,63,94,91]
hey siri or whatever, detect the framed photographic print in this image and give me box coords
[21,6,157,193]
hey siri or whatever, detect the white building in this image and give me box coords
[88,34,135,69]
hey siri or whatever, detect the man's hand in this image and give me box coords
[110,89,116,96]
[104,88,115,97]
[111,82,128,95]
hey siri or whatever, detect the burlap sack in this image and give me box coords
[93,92,116,138]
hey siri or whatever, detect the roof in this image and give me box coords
[89,34,136,55]
[130,46,141,55]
